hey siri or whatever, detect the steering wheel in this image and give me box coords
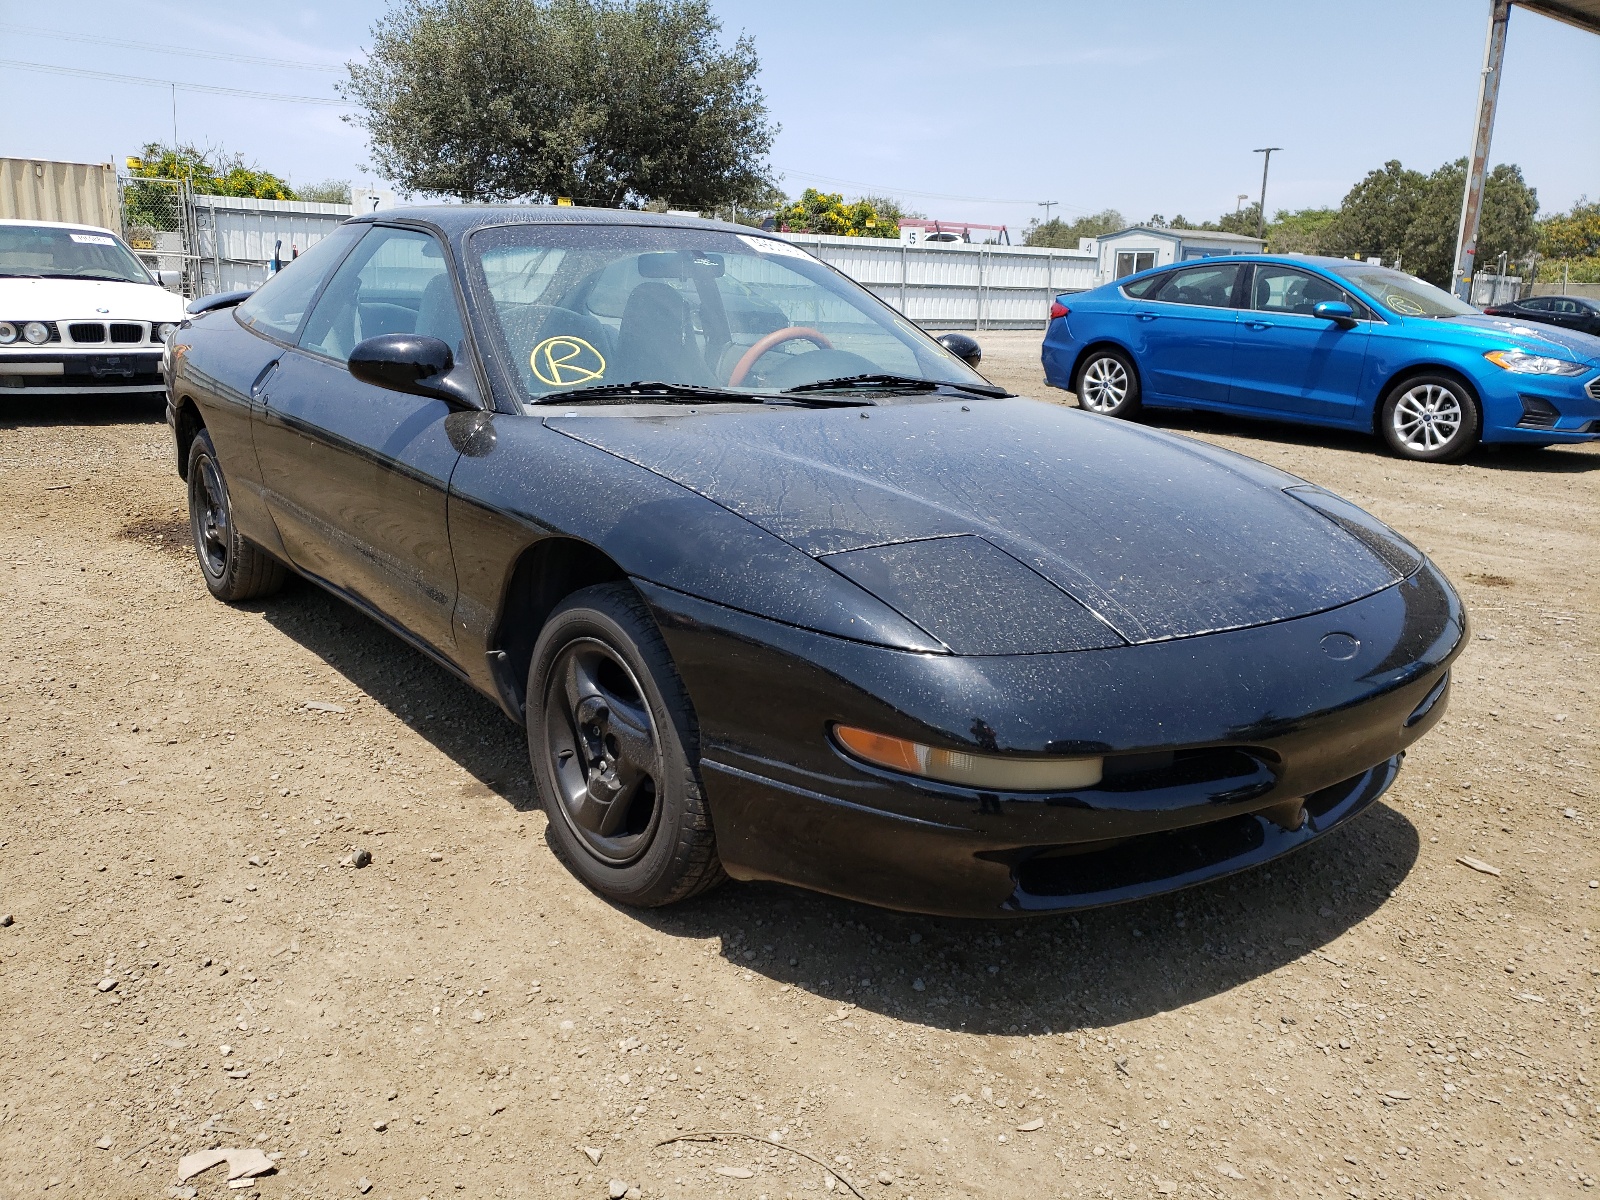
[727,326,832,386]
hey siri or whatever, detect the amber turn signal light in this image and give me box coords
[833,725,1102,792]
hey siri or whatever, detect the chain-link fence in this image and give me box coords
[121,174,203,297]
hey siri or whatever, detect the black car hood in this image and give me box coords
[548,398,1404,646]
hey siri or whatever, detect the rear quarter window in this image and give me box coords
[1121,273,1166,299]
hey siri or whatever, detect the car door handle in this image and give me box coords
[1135,312,1158,321]
[249,358,282,399]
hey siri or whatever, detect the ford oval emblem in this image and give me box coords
[1321,632,1360,661]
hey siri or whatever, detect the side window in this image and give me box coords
[1250,266,1349,315]
[1122,272,1166,299]
[1152,263,1241,308]
[236,224,365,341]
[299,226,466,364]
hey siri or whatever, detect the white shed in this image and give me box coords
[1081,227,1265,286]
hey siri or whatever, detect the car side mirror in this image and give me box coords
[349,334,478,408]
[1313,301,1357,328]
[936,332,982,368]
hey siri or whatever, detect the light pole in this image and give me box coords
[1038,200,1058,225]
[1252,147,1281,241]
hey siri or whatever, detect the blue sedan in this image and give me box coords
[1041,254,1600,461]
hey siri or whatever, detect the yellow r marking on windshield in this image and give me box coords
[531,336,606,386]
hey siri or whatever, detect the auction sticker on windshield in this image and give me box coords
[737,234,814,260]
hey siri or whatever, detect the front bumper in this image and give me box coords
[639,560,1465,917]
[0,351,164,396]
[1479,368,1600,443]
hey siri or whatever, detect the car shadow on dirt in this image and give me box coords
[1133,407,1600,472]
[257,582,539,809]
[0,394,167,428]
[634,803,1420,1035]
[257,548,1422,1039]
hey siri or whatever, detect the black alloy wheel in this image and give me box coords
[1074,347,1142,418]
[186,429,287,601]
[528,583,723,906]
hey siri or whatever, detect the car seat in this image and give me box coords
[610,282,714,386]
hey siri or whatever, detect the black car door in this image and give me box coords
[252,223,479,655]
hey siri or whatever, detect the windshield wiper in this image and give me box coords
[784,373,1010,398]
[535,380,754,405]
[534,380,877,408]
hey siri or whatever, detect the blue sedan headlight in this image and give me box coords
[1484,349,1587,376]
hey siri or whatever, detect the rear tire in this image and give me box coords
[527,582,724,907]
[1380,374,1480,463]
[1073,347,1142,418]
[187,429,287,601]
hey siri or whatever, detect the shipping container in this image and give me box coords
[0,158,121,231]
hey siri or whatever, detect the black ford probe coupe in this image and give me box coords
[165,207,1465,917]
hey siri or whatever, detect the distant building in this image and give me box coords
[1081,226,1265,285]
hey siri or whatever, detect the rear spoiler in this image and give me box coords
[186,289,254,316]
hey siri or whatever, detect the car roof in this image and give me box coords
[354,204,759,239]
[0,217,119,237]
[1130,253,1394,271]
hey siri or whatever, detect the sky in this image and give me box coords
[2,0,1596,231]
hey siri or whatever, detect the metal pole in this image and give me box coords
[1452,0,1511,300]
[1252,148,1281,242]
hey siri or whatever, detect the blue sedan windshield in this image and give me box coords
[1329,264,1478,319]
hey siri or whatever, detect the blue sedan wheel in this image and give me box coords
[1380,374,1481,463]
[1074,348,1141,418]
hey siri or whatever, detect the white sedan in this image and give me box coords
[0,219,186,399]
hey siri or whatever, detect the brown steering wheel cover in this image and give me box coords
[726,326,833,386]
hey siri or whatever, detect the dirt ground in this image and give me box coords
[1,334,1595,1200]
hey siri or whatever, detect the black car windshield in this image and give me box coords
[1328,263,1478,318]
[0,223,155,284]
[466,222,993,401]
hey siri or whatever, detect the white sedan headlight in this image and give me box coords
[1484,348,1587,376]
[0,321,16,344]
[22,321,50,345]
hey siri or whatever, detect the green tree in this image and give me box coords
[125,142,298,231]
[129,142,296,199]
[1023,208,1125,249]
[1538,197,1600,259]
[1534,197,1600,285]
[297,179,353,204]
[1265,207,1337,254]
[774,189,899,238]
[342,0,776,208]
[1320,159,1426,267]
[1320,158,1537,284]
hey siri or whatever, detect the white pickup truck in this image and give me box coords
[0,218,186,399]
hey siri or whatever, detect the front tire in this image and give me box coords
[1074,347,1141,418]
[1380,375,1480,462]
[187,429,287,601]
[527,583,724,907]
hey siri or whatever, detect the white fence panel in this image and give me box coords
[781,233,1098,329]
[192,194,355,294]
